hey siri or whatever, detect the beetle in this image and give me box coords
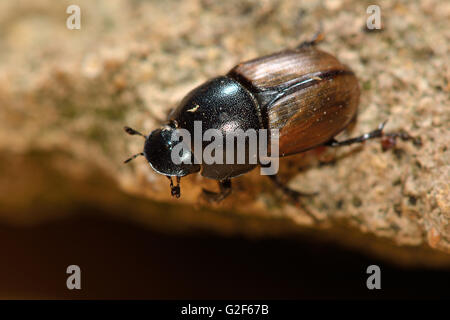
[124,32,418,212]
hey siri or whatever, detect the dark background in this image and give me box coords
[1,207,449,299]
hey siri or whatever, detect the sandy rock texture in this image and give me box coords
[0,0,449,266]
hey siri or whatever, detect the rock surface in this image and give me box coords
[0,0,449,266]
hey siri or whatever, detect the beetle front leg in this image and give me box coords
[325,121,421,151]
[202,179,232,203]
[168,176,181,198]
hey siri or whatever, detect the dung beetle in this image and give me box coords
[124,32,418,211]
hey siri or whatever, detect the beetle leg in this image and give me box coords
[202,179,232,203]
[380,132,422,151]
[325,121,421,151]
[325,122,386,147]
[296,24,324,49]
[167,176,181,198]
[267,175,320,223]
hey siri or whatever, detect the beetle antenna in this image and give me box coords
[124,126,146,138]
[124,152,144,164]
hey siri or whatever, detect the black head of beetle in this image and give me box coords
[123,124,200,197]
[144,123,201,178]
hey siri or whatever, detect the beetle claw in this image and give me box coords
[171,186,181,198]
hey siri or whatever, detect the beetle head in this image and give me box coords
[123,125,200,198]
